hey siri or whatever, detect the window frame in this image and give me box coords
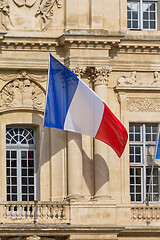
[127,0,158,30]
[6,126,36,202]
[129,123,160,204]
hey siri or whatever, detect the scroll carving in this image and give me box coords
[0,0,14,30]
[35,0,62,31]
[0,79,45,109]
[127,98,160,112]
[117,71,137,85]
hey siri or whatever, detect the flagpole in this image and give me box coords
[34,54,51,223]
[146,124,160,206]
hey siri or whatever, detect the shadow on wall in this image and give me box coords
[94,153,109,193]
[40,127,109,197]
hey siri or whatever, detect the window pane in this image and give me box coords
[129,133,134,141]
[133,11,138,19]
[132,2,138,11]
[135,134,140,141]
[136,194,141,201]
[29,195,34,201]
[127,11,131,19]
[22,169,27,176]
[143,11,148,20]
[136,186,141,193]
[11,151,17,158]
[143,3,149,12]
[130,185,134,192]
[150,12,155,20]
[143,21,149,29]
[11,177,17,184]
[146,134,151,141]
[29,178,34,184]
[133,21,138,28]
[150,3,155,11]
[150,21,155,29]
[22,186,27,193]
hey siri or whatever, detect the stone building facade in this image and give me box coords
[0,0,160,239]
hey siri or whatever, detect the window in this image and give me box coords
[127,0,157,30]
[129,123,160,203]
[6,127,36,201]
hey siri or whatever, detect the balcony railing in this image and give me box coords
[1,201,70,224]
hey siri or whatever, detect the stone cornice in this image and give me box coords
[119,39,160,54]
[58,34,122,49]
[1,36,58,51]
[115,85,160,93]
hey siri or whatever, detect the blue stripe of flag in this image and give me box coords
[155,128,160,159]
[44,54,79,129]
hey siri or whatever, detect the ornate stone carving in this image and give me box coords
[0,0,14,30]
[127,98,160,112]
[0,79,45,109]
[70,67,86,78]
[88,67,112,88]
[117,71,137,85]
[131,207,160,221]
[13,0,37,7]
[152,71,160,86]
[0,70,47,82]
[26,236,41,240]
[35,0,62,31]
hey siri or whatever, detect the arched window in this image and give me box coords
[6,127,36,201]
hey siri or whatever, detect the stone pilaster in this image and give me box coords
[89,67,112,200]
[50,128,66,201]
[67,132,83,201]
[66,68,85,201]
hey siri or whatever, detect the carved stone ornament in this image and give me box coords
[88,67,112,88]
[0,69,47,82]
[35,0,62,31]
[70,67,86,78]
[127,98,160,112]
[13,0,37,7]
[0,78,45,110]
[26,236,41,240]
[0,0,14,30]
[117,71,137,85]
[152,71,160,86]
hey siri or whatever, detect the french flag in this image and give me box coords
[44,54,128,157]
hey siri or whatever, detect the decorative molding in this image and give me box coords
[88,67,112,87]
[117,71,137,85]
[2,40,58,51]
[0,79,45,110]
[35,0,62,31]
[131,207,160,221]
[0,69,47,82]
[127,98,160,112]
[70,67,86,78]
[119,44,160,54]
